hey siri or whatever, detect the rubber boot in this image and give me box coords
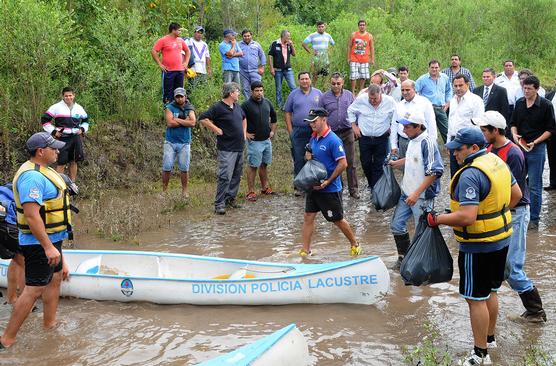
[393,233,411,271]
[519,287,547,323]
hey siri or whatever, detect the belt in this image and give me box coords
[432,104,444,108]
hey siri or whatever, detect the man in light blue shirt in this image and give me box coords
[348,84,397,191]
[302,21,335,83]
[238,29,266,98]
[219,29,243,84]
[415,59,452,143]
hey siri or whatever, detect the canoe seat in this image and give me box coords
[74,256,102,275]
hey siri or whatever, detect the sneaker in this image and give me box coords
[215,207,226,215]
[261,187,274,195]
[226,199,242,209]
[521,310,547,323]
[299,249,312,257]
[350,244,362,256]
[246,192,257,202]
[458,351,492,365]
[487,340,497,349]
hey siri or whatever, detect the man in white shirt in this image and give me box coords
[187,26,212,82]
[448,74,484,176]
[494,59,520,117]
[391,79,436,158]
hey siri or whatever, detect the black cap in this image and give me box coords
[303,108,329,122]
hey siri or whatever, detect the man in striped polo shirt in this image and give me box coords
[302,21,335,84]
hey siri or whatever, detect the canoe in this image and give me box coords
[196,324,309,366]
[0,249,390,305]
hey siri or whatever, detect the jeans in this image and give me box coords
[162,71,184,104]
[240,70,262,99]
[433,106,448,144]
[223,70,241,84]
[215,150,244,209]
[390,194,433,235]
[525,142,546,223]
[547,136,556,186]
[358,133,389,190]
[290,125,313,176]
[335,128,358,193]
[506,205,534,293]
[274,69,296,108]
[162,141,190,172]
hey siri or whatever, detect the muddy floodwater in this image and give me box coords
[1,171,555,365]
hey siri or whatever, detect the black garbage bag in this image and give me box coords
[293,159,328,192]
[372,163,401,211]
[400,214,453,286]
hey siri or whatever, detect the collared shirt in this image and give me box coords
[415,73,452,105]
[199,101,245,152]
[238,40,266,73]
[511,95,556,143]
[309,128,345,193]
[441,66,476,91]
[303,32,335,55]
[318,89,354,131]
[447,90,484,140]
[391,94,437,149]
[347,93,396,137]
[494,72,520,105]
[218,41,241,71]
[284,87,322,127]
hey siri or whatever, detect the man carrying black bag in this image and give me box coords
[389,111,443,270]
[427,127,522,366]
[298,108,360,257]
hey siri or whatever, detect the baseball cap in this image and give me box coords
[399,111,425,125]
[174,87,187,97]
[26,132,65,152]
[194,26,205,33]
[387,67,398,76]
[303,108,329,122]
[471,110,507,129]
[223,28,236,37]
[445,127,486,150]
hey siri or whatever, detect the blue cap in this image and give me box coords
[223,28,236,37]
[445,127,486,150]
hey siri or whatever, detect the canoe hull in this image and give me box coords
[0,250,389,305]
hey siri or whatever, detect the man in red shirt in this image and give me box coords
[151,22,191,104]
[347,20,374,94]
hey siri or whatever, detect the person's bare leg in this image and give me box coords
[180,171,189,196]
[68,161,78,182]
[55,165,65,175]
[466,298,489,349]
[486,292,499,338]
[162,171,171,192]
[247,166,257,193]
[41,271,62,329]
[6,254,24,304]
[0,285,44,347]
[359,79,366,93]
[351,79,356,94]
[333,219,358,246]
[259,164,269,190]
[301,212,317,252]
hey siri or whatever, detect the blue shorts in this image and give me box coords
[162,141,190,172]
[247,139,272,167]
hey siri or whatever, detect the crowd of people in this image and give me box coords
[1,19,555,365]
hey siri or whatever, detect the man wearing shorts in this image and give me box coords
[1,132,71,349]
[162,88,196,196]
[302,21,335,83]
[427,127,522,365]
[298,108,360,257]
[241,81,277,201]
[41,86,89,182]
[348,19,374,94]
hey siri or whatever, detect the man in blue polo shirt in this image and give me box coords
[284,71,322,196]
[219,29,243,84]
[298,108,361,257]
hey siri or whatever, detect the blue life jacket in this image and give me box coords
[0,184,17,225]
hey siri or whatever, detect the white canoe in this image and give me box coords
[0,249,390,305]
[196,324,309,366]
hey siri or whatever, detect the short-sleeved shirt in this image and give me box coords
[219,41,241,72]
[284,87,322,126]
[188,38,210,74]
[453,151,515,253]
[199,101,245,152]
[165,101,194,144]
[303,32,335,55]
[309,128,346,192]
[488,142,530,206]
[152,35,188,72]
[241,97,277,141]
[16,170,68,246]
[319,90,354,131]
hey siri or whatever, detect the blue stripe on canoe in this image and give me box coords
[0,250,383,283]
[196,324,298,366]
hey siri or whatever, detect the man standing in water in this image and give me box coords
[299,108,361,257]
[427,127,522,365]
[1,132,71,349]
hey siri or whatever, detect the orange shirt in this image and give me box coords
[349,32,372,63]
[152,35,188,71]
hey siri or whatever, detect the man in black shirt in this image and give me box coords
[199,82,246,215]
[241,81,277,201]
[511,75,556,228]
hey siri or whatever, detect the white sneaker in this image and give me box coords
[458,351,492,365]
[487,340,497,349]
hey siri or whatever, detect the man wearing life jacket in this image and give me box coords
[1,132,71,349]
[474,111,546,324]
[426,127,522,365]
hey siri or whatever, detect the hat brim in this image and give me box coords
[304,116,319,122]
[445,140,464,150]
[399,118,422,125]
[471,117,488,127]
[49,140,66,149]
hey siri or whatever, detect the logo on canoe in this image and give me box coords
[121,279,134,297]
